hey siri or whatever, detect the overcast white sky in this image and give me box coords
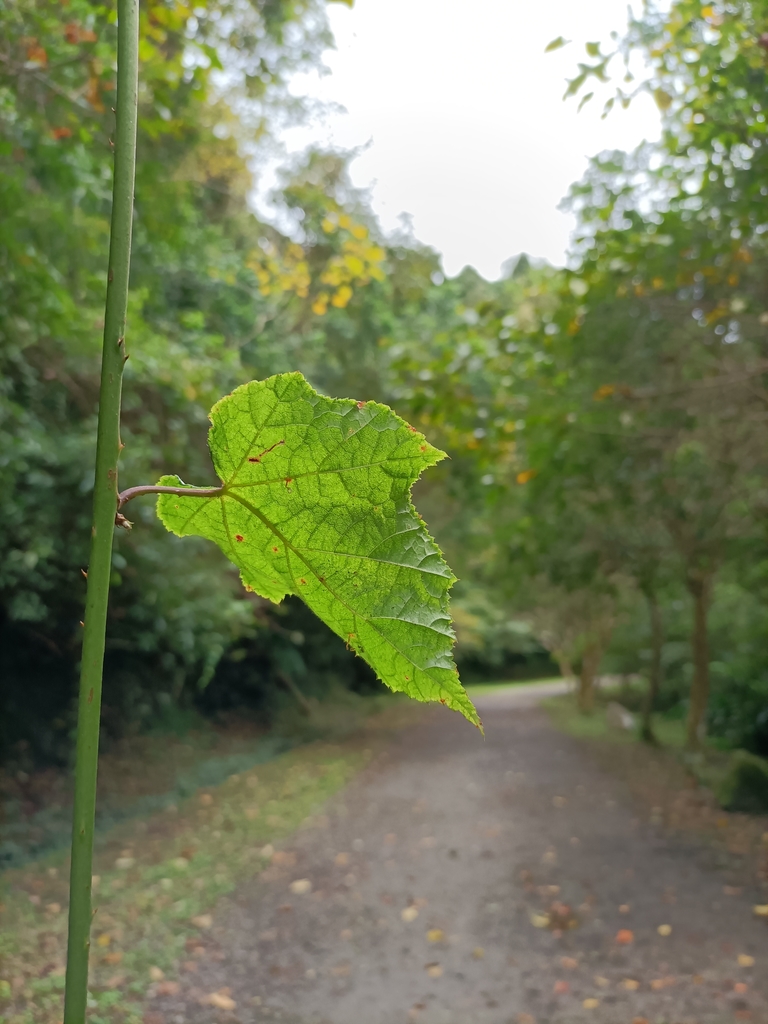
[272,0,661,280]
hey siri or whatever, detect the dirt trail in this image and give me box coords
[155,694,768,1024]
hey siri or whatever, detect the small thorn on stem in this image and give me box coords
[115,512,133,530]
[81,569,88,579]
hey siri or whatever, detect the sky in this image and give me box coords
[272,0,662,281]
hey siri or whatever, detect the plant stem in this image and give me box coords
[63,3,139,1021]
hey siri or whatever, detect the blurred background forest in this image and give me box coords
[3,0,768,778]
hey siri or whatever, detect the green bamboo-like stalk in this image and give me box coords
[63,2,140,1020]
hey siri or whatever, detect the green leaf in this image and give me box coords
[585,41,601,57]
[545,35,570,53]
[156,373,480,727]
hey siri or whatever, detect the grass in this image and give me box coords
[0,695,414,1024]
[544,692,686,748]
[543,690,767,810]
[465,676,563,697]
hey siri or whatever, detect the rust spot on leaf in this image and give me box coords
[272,546,279,552]
[235,534,244,542]
[357,401,366,408]
[408,425,417,433]
[439,698,447,704]
[87,688,93,703]
[420,445,427,451]
[299,578,307,585]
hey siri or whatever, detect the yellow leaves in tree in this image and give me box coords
[331,285,353,309]
[250,213,384,313]
[311,293,329,316]
[516,469,536,485]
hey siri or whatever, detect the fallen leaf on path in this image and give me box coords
[560,957,578,969]
[582,998,600,1009]
[427,929,444,943]
[472,947,485,959]
[191,914,213,929]
[542,850,557,865]
[622,979,640,990]
[97,933,112,947]
[734,982,749,994]
[529,913,550,929]
[289,878,312,895]
[594,976,610,988]
[401,906,419,922]
[260,844,274,858]
[425,962,443,978]
[114,856,135,870]
[45,902,61,915]
[553,980,570,995]
[738,954,755,967]
[619,904,630,914]
[657,924,672,936]
[334,852,350,866]
[201,990,235,1009]
[650,977,676,991]
[149,966,165,981]
[753,904,768,917]
[156,981,180,996]
[272,851,297,867]
[198,793,214,806]
[615,929,634,945]
[102,952,123,965]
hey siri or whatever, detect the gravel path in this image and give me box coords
[154,691,768,1024]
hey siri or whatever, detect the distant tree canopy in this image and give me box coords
[3,0,768,763]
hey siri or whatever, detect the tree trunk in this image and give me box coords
[641,591,663,745]
[554,653,574,683]
[686,574,712,750]
[578,643,601,714]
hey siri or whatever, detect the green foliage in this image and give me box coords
[716,750,768,814]
[154,374,478,726]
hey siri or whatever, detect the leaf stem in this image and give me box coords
[63,3,139,1021]
[117,483,225,509]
